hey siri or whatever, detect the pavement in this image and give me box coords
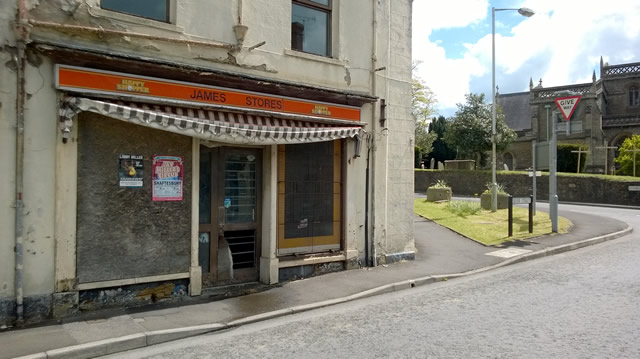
[2,197,633,359]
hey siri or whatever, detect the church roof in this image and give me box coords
[497,91,531,131]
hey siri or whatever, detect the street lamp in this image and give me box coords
[491,7,534,212]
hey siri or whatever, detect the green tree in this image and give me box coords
[412,69,437,167]
[614,135,640,176]
[443,93,516,167]
[427,115,456,165]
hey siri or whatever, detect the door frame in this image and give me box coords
[199,146,262,286]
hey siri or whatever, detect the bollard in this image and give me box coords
[508,196,513,237]
[528,195,533,233]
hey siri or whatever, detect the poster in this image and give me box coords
[119,154,144,187]
[152,155,184,201]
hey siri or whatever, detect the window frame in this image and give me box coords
[277,140,342,255]
[100,0,171,23]
[291,0,333,57]
[629,86,639,107]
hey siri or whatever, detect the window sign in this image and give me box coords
[119,154,144,187]
[152,155,184,201]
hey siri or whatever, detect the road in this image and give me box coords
[106,204,640,359]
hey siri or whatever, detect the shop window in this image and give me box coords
[101,0,170,22]
[278,141,341,255]
[629,86,639,107]
[291,0,331,57]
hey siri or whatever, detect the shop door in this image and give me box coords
[199,147,261,286]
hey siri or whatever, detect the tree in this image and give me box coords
[443,93,516,167]
[427,115,456,165]
[614,135,640,176]
[411,68,438,167]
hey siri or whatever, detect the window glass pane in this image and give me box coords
[102,0,168,22]
[292,3,328,56]
[284,142,333,239]
[223,152,256,224]
[310,0,330,5]
[198,232,210,273]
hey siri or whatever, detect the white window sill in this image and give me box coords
[284,49,347,66]
[88,6,184,33]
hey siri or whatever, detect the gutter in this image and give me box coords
[368,1,378,267]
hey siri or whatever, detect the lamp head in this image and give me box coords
[518,7,535,17]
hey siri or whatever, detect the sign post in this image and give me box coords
[549,112,559,232]
[508,196,533,237]
[531,140,536,215]
[548,96,580,233]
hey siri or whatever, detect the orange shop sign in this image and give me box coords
[55,65,361,122]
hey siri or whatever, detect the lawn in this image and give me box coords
[414,198,572,246]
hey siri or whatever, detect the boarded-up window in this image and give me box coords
[76,113,191,283]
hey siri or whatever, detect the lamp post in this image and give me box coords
[491,6,534,212]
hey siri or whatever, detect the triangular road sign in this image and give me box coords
[554,95,581,121]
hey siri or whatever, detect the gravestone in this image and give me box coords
[430,158,435,169]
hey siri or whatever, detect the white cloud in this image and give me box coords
[413,0,640,116]
[414,0,488,31]
[412,0,490,114]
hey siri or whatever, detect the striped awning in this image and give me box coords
[59,97,364,145]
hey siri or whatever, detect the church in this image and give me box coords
[498,58,640,174]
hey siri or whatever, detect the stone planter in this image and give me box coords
[480,192,510,210]
[426,187,452,202]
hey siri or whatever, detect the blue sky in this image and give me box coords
[412,0,640,117]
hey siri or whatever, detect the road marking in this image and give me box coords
[485,248,532,258]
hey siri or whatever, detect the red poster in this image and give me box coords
[152,155,183,201]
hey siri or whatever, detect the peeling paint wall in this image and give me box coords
[21,56,58,296]
[371,0,415,258]
[0,1,18,304]
[0,0,415,323]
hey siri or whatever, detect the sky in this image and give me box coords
[412,0,640,117]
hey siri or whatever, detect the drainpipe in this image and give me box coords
[14,0,29,327]
[368,0,378,267]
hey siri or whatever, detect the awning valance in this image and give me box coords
[59,97,364,145]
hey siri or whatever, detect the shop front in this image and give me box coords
[55,64,368,297]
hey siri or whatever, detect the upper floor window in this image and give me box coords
[629,86,639,107]
[291,0,331,57]
[101,0,170,22]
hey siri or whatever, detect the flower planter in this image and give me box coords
[480,192,510,210]
[426,187,452,202]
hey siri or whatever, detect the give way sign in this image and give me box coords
[554,95,581,121]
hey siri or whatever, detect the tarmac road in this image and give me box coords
[105,204,640,358]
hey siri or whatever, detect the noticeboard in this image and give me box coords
[535,141,549,170]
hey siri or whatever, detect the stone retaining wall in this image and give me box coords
[416,170,640,206]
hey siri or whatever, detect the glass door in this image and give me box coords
[199,147,261,286]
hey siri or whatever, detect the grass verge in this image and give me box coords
[414,198,572,246]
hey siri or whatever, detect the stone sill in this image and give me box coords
[284,49,347,67]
